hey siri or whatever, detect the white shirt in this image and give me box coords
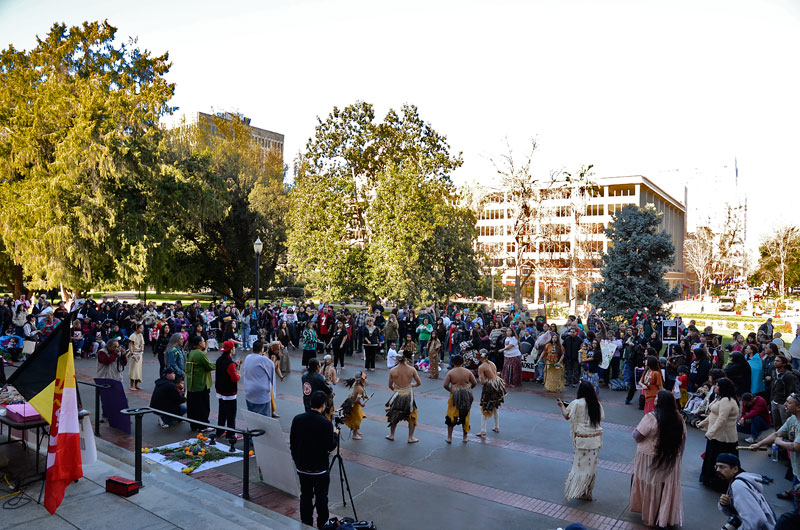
[504,336,521,357]
[386,348,399,369]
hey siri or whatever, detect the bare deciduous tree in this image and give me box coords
[758,226,800,301]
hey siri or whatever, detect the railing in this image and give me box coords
[76,380,111,436]
[121,407,265,500]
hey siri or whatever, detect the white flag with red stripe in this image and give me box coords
[44,343,83,514]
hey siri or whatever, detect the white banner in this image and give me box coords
[599,341,615,370]
[241,409,300,497]
[80,414,97,466]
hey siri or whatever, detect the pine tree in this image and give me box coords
[590,205,678,321]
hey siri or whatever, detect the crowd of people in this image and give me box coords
[2,292,799,529]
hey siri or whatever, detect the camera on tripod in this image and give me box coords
[333,409,346,427]
[721,514,742,530]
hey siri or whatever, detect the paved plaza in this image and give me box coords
[47,348,794,530]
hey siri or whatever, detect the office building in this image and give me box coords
[475,175,687,304]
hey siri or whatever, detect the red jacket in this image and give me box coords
[741,395,771,424]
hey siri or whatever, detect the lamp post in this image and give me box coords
[253,237,263,310]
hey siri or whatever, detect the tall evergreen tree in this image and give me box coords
[590,205,678,321]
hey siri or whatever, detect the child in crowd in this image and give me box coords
[676,366,689,408]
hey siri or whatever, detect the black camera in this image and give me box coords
[333,410,346,427]
[721,514,741,530]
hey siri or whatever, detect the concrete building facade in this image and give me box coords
[196,111,284,156]
[476,175,687,304]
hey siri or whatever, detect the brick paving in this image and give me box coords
[74,355,647,530]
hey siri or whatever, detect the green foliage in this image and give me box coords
[163,115,288,303]
[0,21,188,293]
[288,102,479,303]
[590,205,678,321]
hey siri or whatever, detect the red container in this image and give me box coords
[105,476,139,497]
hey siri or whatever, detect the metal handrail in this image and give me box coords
[121,406,265,500]
[76,380,111,436]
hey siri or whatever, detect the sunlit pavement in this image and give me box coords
[73,348,792,530]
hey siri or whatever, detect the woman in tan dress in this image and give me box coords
[544,333,565,393]
[558,381,604,500]
[629,390,685,527]
[128,324,145,391]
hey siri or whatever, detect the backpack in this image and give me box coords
[609,378,627,391]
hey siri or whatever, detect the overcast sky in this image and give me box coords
[2,0,798,250]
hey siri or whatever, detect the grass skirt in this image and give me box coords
[386,387,417,426]
[445,387,474,431]
[480,378,507,416]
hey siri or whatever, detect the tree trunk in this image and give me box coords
[13,265,26,299]
[514,266,522,310]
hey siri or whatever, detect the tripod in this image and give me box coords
[329,425,358,520]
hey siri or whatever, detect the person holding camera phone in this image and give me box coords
[290,390,339,529]
[715,453,776,530]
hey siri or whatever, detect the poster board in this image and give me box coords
[599,341,615,370]
[241,409,300,497]
[661,319,679,344]
[521,351,538,379]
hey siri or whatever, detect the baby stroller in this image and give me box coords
[0,335,24,362]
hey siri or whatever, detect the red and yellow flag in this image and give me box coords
[43,342,83,514]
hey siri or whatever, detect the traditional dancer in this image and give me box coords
[444,354,477,443]
[341,372,369,440]
[385,350,422,443]
[544,333,565,393]
[477,349,506,437]
[558,381,605,501]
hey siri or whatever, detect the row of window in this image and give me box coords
[478,225,505,237]
[478,208,506,220]
[254,136,283,151]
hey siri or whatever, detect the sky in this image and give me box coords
[1,0,799,252]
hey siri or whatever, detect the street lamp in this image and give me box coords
[253,237,263,310]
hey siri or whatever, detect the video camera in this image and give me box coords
[333,408,346,427]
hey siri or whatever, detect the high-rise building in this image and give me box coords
[475,175,687,304]
[196,111,284,156]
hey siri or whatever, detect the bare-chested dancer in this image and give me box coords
[477,349,507,437]
[443,354,477,444]
[386,350,422,443]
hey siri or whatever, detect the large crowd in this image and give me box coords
[2,292,799,530]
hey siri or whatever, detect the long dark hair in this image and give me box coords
[652,390,684,470]
[715,377,739,405]
[576,381,602,427]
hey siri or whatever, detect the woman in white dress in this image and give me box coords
[558,381,604,501]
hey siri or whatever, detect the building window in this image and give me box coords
[585,204,604,216]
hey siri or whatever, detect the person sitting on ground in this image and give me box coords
[150,367,186,428]
[737,393,772,444]
[715,453,777,530]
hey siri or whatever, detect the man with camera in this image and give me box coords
[290,390,339,529]
[715,453,776,529]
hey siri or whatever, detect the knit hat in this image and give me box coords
[716,453,741,468]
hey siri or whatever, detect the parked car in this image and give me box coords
[719,296,736,311]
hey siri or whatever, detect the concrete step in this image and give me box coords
[85,437,311,530]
